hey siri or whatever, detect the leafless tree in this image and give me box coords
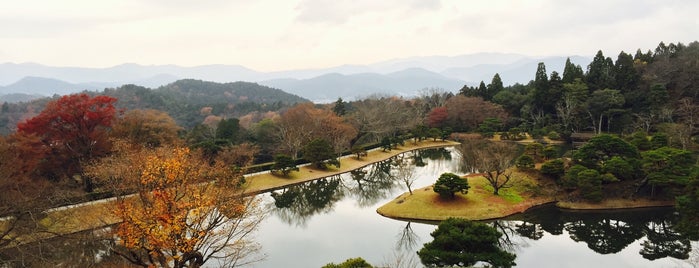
[457,138,519,195]
[392,154,417,195]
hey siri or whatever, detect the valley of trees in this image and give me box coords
[1,41,699,266]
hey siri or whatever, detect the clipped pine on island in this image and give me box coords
[377,170,676,222]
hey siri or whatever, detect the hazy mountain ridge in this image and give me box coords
[259,68,466,102]
[0,53,591,102]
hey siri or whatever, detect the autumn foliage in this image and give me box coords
[87,145,264,267]
[111,109,182,148]
[16,94,117,187]
[427,107,448,128]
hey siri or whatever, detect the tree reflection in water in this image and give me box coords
[565,218,644,254]
[641,219,691,260]
[515,221,544,240]
[270,176,343,227]
[269,150,442,227]
[345,158,400,208]
[503,205,697,262]
[415,148,452,161]
[395,221,420,251]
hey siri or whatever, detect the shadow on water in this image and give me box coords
[268,154,411,227]
[502,205,694,261]
[270,176,344,227]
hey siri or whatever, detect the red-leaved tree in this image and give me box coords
[427,107,449,128]
[17,94,117,191]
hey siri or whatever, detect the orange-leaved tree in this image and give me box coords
[86,145,264,268]
[17,93,117,191]
[110,109,183,148]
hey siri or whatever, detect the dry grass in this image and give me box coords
[377,173,555,221]
[39,202,119,234]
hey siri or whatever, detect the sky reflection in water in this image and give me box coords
[252,147,698,268]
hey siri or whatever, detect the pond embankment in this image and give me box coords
[377,173,676,222]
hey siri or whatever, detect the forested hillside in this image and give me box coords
[457,41,698,142]
[101,79,309,129]
[0,79,308,133]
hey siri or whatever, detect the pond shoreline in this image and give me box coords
[376,182,677,222]
[1,140,461,248]
[241,140,461,195]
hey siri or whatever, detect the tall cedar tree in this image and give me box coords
[17,94,117,191]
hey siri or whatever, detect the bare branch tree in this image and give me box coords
[391,154,417,195]
[457,138,519,195]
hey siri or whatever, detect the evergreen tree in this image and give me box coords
[485,73,504,101]
[418,218,516,268]
[586,50,615,92]
[332,97,347,116]
[216,118,241,144]
[476,81,488,99]
[634,49,654,63]
[562,57,585,83]
[614,51,639,94]
[433,173,470,199]
[547,71,564,114]
[302,138,339,169]
[532,62,550,113]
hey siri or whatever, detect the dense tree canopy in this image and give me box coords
[433,173,470,199]
[418,218,516,268]
[17,94,117,190]
[111,109,182,148]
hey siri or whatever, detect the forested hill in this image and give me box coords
[0,79,309,133]
[99,79,308,129]
[160,79,308,105]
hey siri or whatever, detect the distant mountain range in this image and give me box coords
[0,53,591,103]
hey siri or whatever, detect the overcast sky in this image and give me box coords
[1,0,697,71]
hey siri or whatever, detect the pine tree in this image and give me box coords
[485,73,504,101]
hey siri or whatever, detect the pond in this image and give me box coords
[252,147,699,268]
[1,147,696,267]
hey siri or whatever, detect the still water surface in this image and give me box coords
[252,147,698,268]
[2,147,695,267]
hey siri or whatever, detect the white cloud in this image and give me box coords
[0,0,696,70]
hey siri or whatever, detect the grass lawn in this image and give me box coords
[377,172,556,221]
